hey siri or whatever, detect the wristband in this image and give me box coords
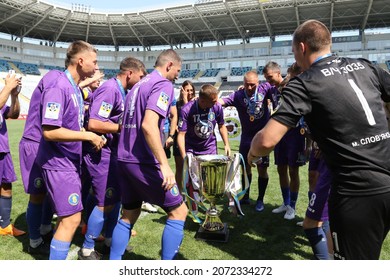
[168,134,175,138]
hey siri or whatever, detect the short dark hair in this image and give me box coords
[65,40,97,68]
[263,61,280,74]
[120,57,146,75]
[154,49,182,67]
[293,20,331,52]
[199,84,218,100]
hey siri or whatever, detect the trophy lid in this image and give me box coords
[195,154,231,163]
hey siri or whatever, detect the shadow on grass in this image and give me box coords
[11,200,313,260]
[12,211,49,260]
[149,199,313,260]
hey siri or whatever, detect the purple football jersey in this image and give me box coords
[178,99,224,155]
[37,74,84,171]
[222,82,276,142]
[84,77,124,153]
[22,70,64,142]
[117,70,174,164]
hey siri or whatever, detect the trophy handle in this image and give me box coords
[225,153,249,216]
[182,154,208,224]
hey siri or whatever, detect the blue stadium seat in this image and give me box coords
[179,69,199,78]
[230,66,252,76]
[44,65,65,71]
[257,66,264,74]
[0,59,11,72]
[102,69,117,79]
[202,68,223,77]
[13,62,40,75]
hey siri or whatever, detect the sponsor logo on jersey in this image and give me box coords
[194,120,213,139]
[157,92,169,111]
[44,102,61,119]
[98,101,113,118]
[178,118,183,128]
[208,111,215,121]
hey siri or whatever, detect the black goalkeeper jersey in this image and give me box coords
[273,55,390,196]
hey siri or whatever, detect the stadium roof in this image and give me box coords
[0,0,389,49]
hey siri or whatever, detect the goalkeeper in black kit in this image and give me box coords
[248,19,390,260]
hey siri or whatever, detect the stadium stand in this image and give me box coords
[0,0,388,118]
[202,68,224,77]
[230,66,252,76]
[180,69,200,79]
[44,65,65,71]
[102,69,117,79]
[12,62,40,75]
[218,81,243,92]
[257,66,264,74]
[0,59,11,72]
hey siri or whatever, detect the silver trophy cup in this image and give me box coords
[194,154,233,241]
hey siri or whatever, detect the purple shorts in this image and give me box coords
[117,162,183,209]
[42,168,83,217]
[306,158,331,221]
[274,127,305,167]
[82,148,120,206]
[0,152,17,184]
[308,148,321,171]
[19,139,46,194]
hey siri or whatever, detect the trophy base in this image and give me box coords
[195,223,229,243]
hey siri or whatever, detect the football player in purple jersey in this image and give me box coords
[78,57,146,260]
[177,84,230,158]
[110,49,188,260]
[19,70,64,255]
[219,71,274,211]
[36,41,105,260]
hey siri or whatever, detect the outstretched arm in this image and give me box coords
[248,118,290,166]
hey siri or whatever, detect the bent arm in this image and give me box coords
[88,118,119,134]
[42,125,105,151]
[218,98,226,106]
[248,118,290,163]
[7,95,20,119]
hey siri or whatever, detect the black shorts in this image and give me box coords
[329,190,390,259]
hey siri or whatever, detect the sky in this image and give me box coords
[48,0,197,13]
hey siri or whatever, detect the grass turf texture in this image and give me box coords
[1,120,389,260]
